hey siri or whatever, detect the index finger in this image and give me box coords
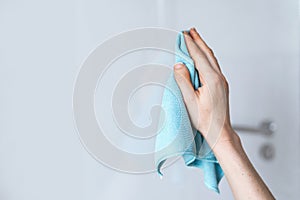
[183,31,218,84]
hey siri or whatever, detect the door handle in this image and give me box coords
[232,120,277,136]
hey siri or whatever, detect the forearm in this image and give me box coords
[174,28,274,198]
[213,128,275,200]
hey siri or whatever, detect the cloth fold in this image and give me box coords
[155,31,224,193]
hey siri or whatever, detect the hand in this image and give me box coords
[174,28,275,199]
[174,28,238,149]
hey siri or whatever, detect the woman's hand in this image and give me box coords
[174,28,275,200]
[174,28,238,149]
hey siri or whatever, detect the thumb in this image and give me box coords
[173,63,197,104]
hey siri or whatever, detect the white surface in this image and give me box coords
[0,0,299,199]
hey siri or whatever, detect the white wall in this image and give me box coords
[0,0,299,199]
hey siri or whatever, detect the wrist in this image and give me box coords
[211,125,243,155]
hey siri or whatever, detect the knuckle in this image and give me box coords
[206,47,214,56]
[224,80,230,93]
[174,74,184,84]
[184,94,196,104]
[224,79,229,88]
[174,71,187,83]
[222,75,229,88]
[210,75,223,85]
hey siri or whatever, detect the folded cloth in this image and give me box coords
[155,31,224,193]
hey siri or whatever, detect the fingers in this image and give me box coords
[189,28,210,52]
[189,28,222,74]
[182,31,216,85]
[173,63,198,104]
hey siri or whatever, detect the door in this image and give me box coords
[0,0,299,199]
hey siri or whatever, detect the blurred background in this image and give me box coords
[0,0,299,199]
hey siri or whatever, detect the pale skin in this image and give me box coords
[174,28,275,200]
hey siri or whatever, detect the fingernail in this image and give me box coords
[174,63,183,70]
[183,31,189,35]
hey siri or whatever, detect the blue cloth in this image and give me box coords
[155,31,224,193]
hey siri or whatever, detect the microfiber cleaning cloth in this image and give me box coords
[155,31,224,193]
